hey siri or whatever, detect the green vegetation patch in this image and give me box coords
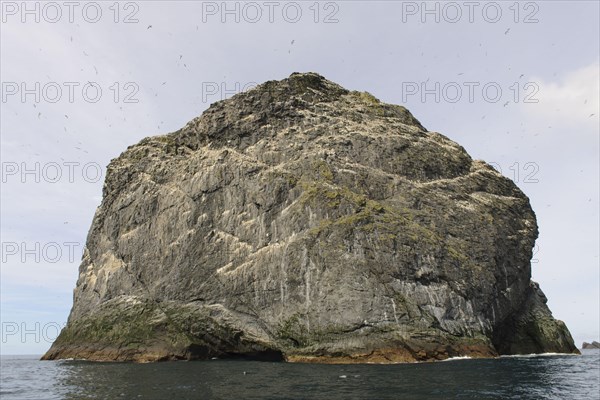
[55,300,189,348]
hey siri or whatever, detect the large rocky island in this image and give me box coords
[43,73,578,363]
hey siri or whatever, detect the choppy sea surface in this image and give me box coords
[1,350,599,399]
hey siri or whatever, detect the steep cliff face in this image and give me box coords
[43,73,578,363]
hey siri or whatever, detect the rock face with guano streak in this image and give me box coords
[42,72,579,363]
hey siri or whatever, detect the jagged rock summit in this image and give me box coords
[43,72,578,363]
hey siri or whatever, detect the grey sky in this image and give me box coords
[1,0,598,354]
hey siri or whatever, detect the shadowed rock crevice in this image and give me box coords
[43,72,577,363]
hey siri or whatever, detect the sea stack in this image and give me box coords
[43,73,578,363]
[582,341,600,349]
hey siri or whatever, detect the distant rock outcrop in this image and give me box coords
[582,341,600,349]
[43,73,578,363]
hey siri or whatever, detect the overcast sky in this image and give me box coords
[1,0,598,354]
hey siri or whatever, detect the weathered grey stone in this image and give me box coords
[582,341,600,349]
[43,72,578,363]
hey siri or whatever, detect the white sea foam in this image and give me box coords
[500,352,578,359]
[441,356,473,362]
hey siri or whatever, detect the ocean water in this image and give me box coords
[1,351,598,399]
